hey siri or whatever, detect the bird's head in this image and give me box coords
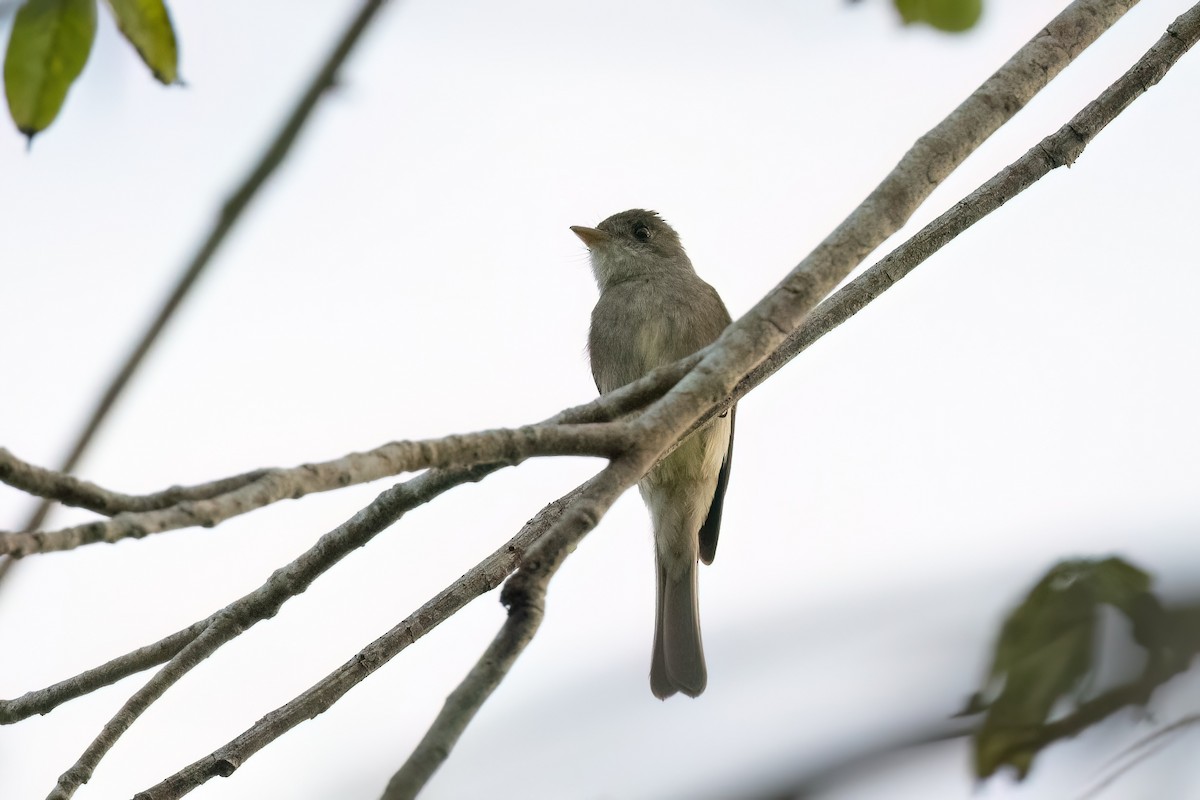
[571,209,692,288]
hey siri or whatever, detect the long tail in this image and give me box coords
[650,555,706,699]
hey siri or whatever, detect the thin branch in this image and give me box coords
[1104,712,1200,776]
[1079,713,1200,799]
[39,464,487,799]
[0,423,626,557]
[0,449,268,516]
[1079,737,1179,800]
[380,599,543,800]
[378,463,637,800]
[0,622,209,724]
[0,0,403,589]
[0,352,681,541]
[0,422,633,721]
[134,479,593,799]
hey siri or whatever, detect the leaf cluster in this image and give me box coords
[3,0,178,140]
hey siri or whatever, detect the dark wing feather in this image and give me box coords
[698,405,734,565]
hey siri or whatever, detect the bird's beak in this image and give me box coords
[570,225,608,249]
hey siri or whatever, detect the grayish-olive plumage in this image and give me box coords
[571,209,734,699]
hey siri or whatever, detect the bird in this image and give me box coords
[571,209,734,699]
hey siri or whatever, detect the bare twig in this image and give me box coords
[0,0,403,588]
[381,597,544,800]
[1079,713,1200,799]
[378,463,639,799]
[0,352,684,541]
[0,622,209,724]
[0,423,627,557]
[0,449,269,516]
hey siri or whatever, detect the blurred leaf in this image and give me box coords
[971,557,1155,779]
[894,0,982,32]
[104,0,178,84]
[3,0,97,138]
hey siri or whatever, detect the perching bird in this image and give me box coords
[571,209,734,699]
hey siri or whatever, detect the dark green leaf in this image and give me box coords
[4,0,98,137]
[894,0,983,33]
[970,557,1157,779]
[104,0,178,84]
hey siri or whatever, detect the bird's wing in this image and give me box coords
[698,405,734,565]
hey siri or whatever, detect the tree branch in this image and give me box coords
[0,423,627,557]
[134,478,594,799]
[37,464,488,799]
[0,621,209,724]
[0,448,269,516]
[380,596,542,800]
[377,460,643,799]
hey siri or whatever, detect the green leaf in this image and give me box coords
[894,0,983,33]
[970,557,1158,780]
[104,0,178,84]
[4,0,98,138]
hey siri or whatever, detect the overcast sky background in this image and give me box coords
[2,1,1200,798]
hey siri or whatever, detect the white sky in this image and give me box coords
[2,1,1200,798]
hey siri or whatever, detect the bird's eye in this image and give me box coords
[633,225,651,242]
